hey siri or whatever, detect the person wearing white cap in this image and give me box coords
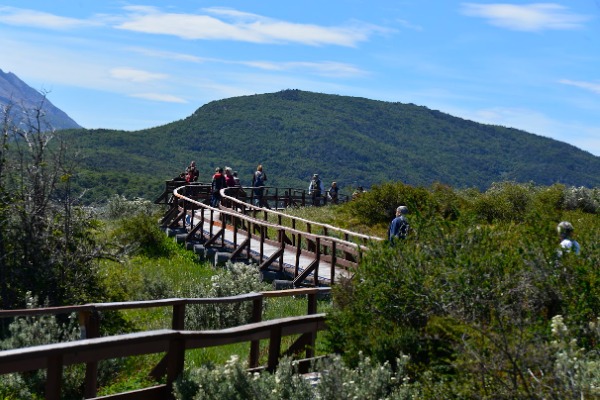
[557,221,580,256]
[388,205,410,241]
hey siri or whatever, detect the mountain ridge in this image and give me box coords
[0,68,81,130]
[58,89,600,203]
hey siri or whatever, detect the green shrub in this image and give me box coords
[183,262,270,330]
[111,210,175,258]
[174,353,417,400]
[0,294,86,399]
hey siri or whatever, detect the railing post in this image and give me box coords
[46,354,63,400]
[278,229,285,270]
[306,292,318,359]
[260,226,265,261]
[267,325,283,372]
[83,309,100,399]
[249,296,263,368]
[314,237,320,287]
[172,302,186,330]
[330,241,337,284]
[166,333,186,399]
[295,233,302,278]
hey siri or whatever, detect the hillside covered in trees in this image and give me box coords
[58,89,600,204]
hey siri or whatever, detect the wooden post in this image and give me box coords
[46,355,63,400]
[295,233,302,278]
[84,309,100,398]
[330,241,337,284]
[166,334,186,399]
[314,237,320,287]
[306,292,318,359]
[249,296,263,368]
[278,229,285,270]
[260,226,265,261]
[172,303,186,331]
[267,325,283,372]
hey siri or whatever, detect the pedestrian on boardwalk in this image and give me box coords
[185,160,199,182]
[309,174,323,206]
[224,166,236,187]
[252,164,267,207]
[328,181,339,204]
[211,167,226,207]
[388,205,410,242]
[233,171,241,187]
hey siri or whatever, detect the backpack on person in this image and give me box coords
[254,171,265,187]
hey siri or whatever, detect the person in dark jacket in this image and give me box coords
[388,205,410,241]
[308,174,323,206]
[328,181,339,204]
[252,164,267,206]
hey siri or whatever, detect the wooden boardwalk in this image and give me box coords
[160,182,383,286]
[189,209,349,285]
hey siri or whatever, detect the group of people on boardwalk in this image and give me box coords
[308,174,339,206]
[179,161,352,209]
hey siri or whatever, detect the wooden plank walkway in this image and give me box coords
[187,210,349,285]
[161,182,382,286]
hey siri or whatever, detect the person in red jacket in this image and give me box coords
[224,166,236,187]
[211,167,226,207]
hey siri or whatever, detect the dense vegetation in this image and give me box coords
[56,89,600,204]
[2,98,600,398]
[324,181,600,398]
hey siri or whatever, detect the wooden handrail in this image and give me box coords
[0,288,330,399]
[0,314,328,400]
[219,185,380,244]
[168,186,374,285]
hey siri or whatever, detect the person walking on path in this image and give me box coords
[388,205,410,241]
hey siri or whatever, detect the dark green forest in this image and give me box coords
[57,89,600,204]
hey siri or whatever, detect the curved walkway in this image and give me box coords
[160,182,383,286]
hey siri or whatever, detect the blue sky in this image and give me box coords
[1,1,599,155]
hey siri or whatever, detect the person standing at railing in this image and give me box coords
[211,167,226,207]
[185,160,199,182]
[252,164,267,207]
[309,174,323,206]
[224,166,236,187]
[327,181,339,204]
[233,171,241,187]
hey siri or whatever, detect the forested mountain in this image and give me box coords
[0,68,81,130]
[58,89,600,203]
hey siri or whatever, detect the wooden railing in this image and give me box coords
[154,179,350,208]
[0,288,330,400]
[161,184,382,286]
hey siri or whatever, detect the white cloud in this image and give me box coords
[241,61,366,77]
[109,67,168,83]
[115,6,384,47]
[559,79,600,95]
[130,93,187,103]
[128,46,366,77]
[460,3,590,31]
[127,47,208,63]
[0,6,99,30]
